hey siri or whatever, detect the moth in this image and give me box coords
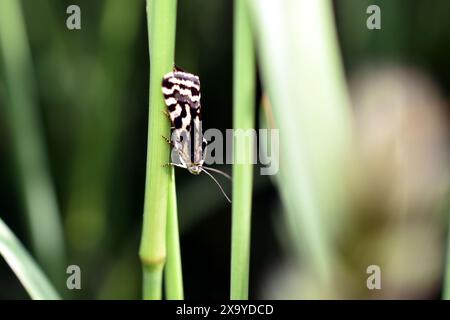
[162,65,231,203]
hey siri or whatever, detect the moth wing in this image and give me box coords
[161,70,203,166]
[161,71,201,129]
[192,107,204,165]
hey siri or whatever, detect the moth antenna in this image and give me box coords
[201,166,232,180]
[173,64,185,72]
[202,168,231,203]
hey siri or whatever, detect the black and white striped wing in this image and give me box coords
[162,70,204,167]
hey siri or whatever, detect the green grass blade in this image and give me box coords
[230,0,256,300]
[247,0,353,288]
[0,217,60,300]
[0,0,65,287]
[444,212,450,299]
[164,169,184,300]
[139,0,178,300]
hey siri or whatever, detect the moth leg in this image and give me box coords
[162,162,186,170]
[162,109,171,118]
[161,135,174,146]
[161,110,175,129]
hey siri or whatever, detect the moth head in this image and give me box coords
[188,165,202,175]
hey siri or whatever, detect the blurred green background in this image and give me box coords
[1,0,450,299]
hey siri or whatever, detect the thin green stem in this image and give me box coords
[164,169,184,299]
[0,0,65,288]
[230,0,256,300]
[139,0,178,300]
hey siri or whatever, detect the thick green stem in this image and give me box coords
[164,169,184,299]
[230,0,256,300]
[139,0,178,300]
